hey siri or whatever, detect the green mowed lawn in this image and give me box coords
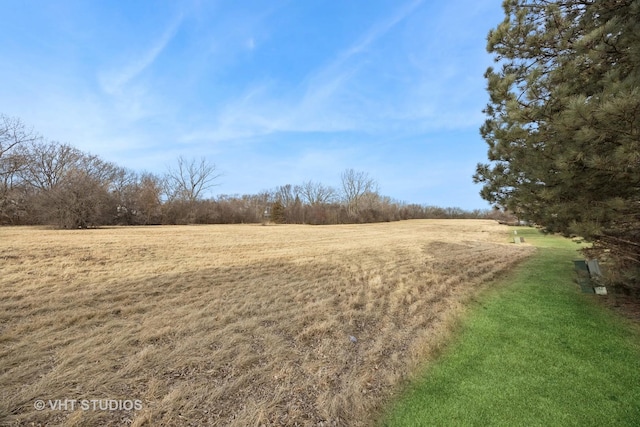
[382,228,640,426]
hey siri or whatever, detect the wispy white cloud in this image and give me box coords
[289,0,425,128]
[332,0,424,66]
[99,13,184,95]
[183,0,427,144]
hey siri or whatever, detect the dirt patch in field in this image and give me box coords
[0,220,533,426]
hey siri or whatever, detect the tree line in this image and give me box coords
[0,114,508,228]
[474,0,639,290]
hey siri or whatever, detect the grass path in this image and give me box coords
[382,228,640,426]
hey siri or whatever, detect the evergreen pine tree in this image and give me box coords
[474,0,640,284]
[271,200,285,224]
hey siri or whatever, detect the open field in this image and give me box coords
[0,220,533,426]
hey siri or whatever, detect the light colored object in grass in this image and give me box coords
[587,259,602,278]
[349,335,358,344]
[594,286,607,295]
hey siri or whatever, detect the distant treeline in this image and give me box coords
[162,197,511,226]
[1,114,512,228]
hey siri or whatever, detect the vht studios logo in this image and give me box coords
[34,399,143,411]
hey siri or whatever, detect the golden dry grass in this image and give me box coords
[0,220,534,426]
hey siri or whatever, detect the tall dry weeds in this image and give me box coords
[0,220,533,426]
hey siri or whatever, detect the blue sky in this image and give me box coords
[0,1,504,209]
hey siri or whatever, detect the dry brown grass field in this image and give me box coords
[0,220,534,426]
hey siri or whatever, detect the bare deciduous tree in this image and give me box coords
[0,114,38,165]
[0,115,39,223]
[274,184,299,208]
[165,156,221,202]
[20,141,84,190]
[136,172,164,224]
[110,168,141,225]
[340,169,377,216]
[299,180,337,205]
[46,168,112,228]
[17,140,122,227]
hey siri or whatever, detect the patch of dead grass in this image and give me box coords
[0,220,533,426]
